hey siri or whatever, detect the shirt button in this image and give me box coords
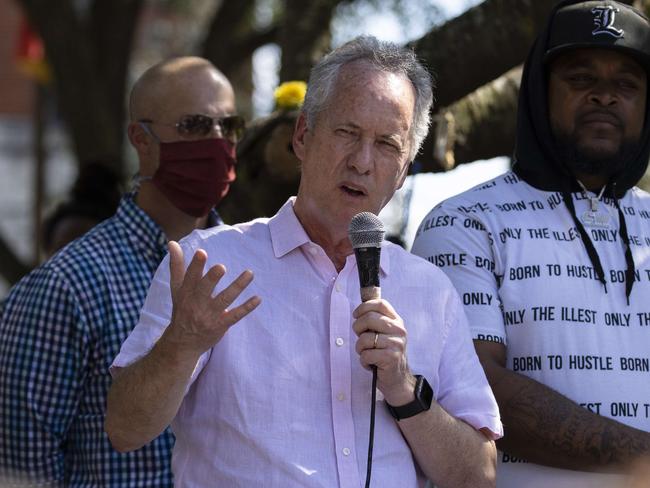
[337,393,345,402]
[309,247,317,256]
[335,283,341,292]
[335,337,344,347]
[342,447,351,456]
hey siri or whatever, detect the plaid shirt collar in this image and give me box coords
[117,192,223,262]
[118,192,167,261]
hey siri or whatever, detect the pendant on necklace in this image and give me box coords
[576,182,611,229]
[580,198,611,228]
[580,210,611,228]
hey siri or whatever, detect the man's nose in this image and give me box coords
[347,139,373,174]
[588,80,618,106]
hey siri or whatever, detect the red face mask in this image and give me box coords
[152,138,236,217]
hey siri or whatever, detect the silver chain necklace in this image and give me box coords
[576,180,612,229]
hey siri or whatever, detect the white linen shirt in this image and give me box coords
[112,198,502,488]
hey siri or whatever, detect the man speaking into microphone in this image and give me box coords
[106,36,501,487]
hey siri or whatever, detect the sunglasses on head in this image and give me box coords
[139,114,246,142]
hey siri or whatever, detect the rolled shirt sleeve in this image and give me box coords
[435,284,503,439]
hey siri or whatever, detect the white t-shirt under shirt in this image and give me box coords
[412,170,650,488]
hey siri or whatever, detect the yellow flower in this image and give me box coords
[274,81,307,110]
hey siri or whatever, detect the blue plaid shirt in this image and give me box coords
[0,192,221,487]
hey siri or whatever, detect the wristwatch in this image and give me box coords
[386,375,433,421]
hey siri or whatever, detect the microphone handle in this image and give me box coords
[360,286,381,302]
[353,243,382,487]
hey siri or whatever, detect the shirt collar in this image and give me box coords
[117,192,168,259]
[268,197,390,276]
[118,192,223,257]
[207,208,223,227]
[269,197,311,258]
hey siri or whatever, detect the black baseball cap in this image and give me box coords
[545,1,650,70]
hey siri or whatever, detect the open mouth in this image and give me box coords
[340,184,366,197]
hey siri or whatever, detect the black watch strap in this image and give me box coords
[386,375,433,421]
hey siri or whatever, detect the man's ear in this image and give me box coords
[292,113,309,162]
[127,122,153,155]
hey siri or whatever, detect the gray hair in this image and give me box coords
[302,35,434,162]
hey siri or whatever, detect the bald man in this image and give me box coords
[0,57,243,487]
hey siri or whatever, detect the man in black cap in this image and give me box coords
[412,1,650,486]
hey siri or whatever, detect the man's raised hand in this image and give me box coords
[164,241,261,357]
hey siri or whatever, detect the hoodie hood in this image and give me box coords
[513,0,650,198]
[512,0,650,302]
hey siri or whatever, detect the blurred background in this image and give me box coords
[0,0,648,297]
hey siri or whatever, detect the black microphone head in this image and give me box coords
[348,212,385,249]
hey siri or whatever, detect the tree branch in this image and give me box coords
[201,0,257,76]
[410,0,557,109]
[89,0,144,176]
[448,67,521,167]
[278,0,346,82]
[17,0,140,172]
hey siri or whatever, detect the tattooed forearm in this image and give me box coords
[494,372,650,472]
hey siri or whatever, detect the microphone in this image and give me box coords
[348,212,385,302]
[348,211,385,488]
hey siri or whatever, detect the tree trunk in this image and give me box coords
[446,67,521,167]
[89,0,143,175]
[201,0,279,120]
[278,0,346,82]
[201,0,279,80]
[17,0,143,177]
